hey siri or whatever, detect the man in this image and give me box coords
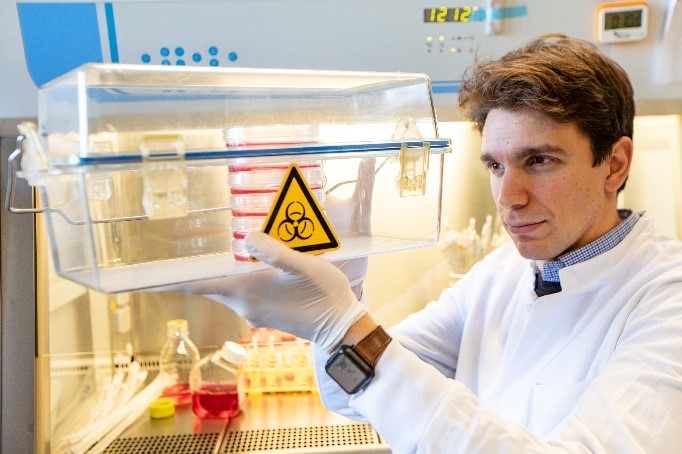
[175,34,682,452]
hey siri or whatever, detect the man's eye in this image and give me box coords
[529,156,551,166]
[485,161,502,172]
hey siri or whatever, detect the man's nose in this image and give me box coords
[495,170,529,210]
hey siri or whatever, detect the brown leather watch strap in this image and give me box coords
[352,325,392,367]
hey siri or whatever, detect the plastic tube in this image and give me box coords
[61,364,164,454]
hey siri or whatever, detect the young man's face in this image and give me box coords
[480,108,626,261]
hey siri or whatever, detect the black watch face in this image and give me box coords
[325,346,374,394]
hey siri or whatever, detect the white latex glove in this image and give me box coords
[174,232,367,353]
[324,157,375,294]
[151,157,376,352]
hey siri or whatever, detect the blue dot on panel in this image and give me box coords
[161,59,171,65]
[208,46,218,56]
[192,53,202,62]
[141,54,151,63]
[209,58,219,66]
[176,59,185,65]
[175,47,184,57]
[228,52,238,62]
[160,47,170,57]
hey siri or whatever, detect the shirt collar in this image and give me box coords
[536,209,640,283]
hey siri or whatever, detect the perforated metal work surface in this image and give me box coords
[221,424,383,453]
[102,433,220,454]
[101,424,386,454]
[102,393,390,454]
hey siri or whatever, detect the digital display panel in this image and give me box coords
[424,7,474,23]
[604,9,642,30]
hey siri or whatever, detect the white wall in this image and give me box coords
[0,1,38,121]
[621,115,682,238]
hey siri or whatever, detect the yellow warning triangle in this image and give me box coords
[261,163,340,254]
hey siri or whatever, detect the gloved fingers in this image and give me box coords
[332,257,368,288]
[352,157,376,234]
[147,267,278,296]
[324,157,376,237]
[201,292,280,329]
[245,231,330,279]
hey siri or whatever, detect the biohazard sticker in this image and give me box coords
[261,164,340,254]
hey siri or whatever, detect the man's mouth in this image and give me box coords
[505,220,545,235]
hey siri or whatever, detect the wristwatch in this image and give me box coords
[325,325,392,394]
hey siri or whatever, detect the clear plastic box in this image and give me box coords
[11,64,451,293]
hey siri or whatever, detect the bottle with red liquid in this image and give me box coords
[158,319,200,406]
[190,341,247,419]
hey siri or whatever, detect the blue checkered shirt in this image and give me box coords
[537,209,640,283]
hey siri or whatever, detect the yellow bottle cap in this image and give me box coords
[149,397,175,419]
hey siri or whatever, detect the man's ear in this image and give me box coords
[605,136,633,193]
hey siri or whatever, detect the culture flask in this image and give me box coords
[190,341,247,419]
[158,319,200,405]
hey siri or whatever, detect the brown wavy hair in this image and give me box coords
[458,33,634,168]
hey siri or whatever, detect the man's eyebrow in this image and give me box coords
[480,145,567,163]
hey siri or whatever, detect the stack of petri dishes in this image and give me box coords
[228,163,325,260]
[225,125,325,260]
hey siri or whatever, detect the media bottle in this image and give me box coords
[158,319,200,406]
[190,341,248,419]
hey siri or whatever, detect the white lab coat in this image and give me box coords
[314,213,682,453]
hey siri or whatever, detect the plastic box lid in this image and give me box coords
[35,64,445,167]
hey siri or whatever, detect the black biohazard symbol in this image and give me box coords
[261,164,340,254]
[278,201,314,242]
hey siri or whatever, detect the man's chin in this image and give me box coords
[512,240,558,262]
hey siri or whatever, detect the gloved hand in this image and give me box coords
[176,232,367,353]
[152,157,376,353]
[323,157,375,295]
